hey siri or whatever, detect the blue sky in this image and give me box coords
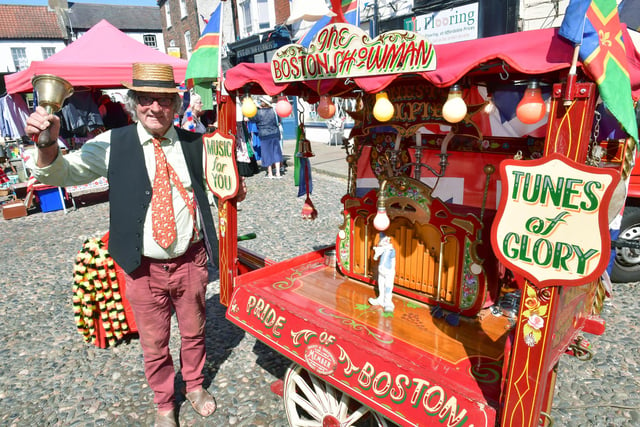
[0,0,158,5]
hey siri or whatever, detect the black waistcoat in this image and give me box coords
[107,125,219,274]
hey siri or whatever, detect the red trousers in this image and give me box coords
[125,242,209,411]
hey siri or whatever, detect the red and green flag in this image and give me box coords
[186,3,222,108]
[559,0,638,142]
[186,3,222,81]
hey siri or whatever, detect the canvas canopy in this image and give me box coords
[224,26,640,100]
[4,19,187,94]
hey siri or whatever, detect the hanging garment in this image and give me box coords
[235,121,260,177]
[0,94,30,138]
[60,91,104,138]
[246,120,261,161]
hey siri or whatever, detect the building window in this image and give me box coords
[257,0,270,30]
[41,47,56,59]
[240,0,253,36]
[11,47,28,71]
[184,30,192,58]
[179,0,187,18]
[143,34,158,48]
[165,2,172,28]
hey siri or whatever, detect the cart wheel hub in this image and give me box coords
[322,415,340,427]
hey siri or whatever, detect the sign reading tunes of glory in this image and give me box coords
[491,153,619,288]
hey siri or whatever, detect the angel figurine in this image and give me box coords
[369,233,396,313]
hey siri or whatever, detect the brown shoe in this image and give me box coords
[154,408,177,427]
[185,387,217,417]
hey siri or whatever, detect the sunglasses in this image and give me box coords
[137,95,174,107]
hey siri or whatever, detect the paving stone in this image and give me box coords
[0,169,638,426]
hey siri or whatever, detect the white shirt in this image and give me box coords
[32,122,204,260]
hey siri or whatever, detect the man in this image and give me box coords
[26,63,218,427]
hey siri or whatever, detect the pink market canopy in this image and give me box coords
[224,26,640,100]
[4,20,188,94]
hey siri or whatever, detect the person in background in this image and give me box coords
[249,96,283,179]
[25,63,221,427]
[181,92,206,133]
[98,94,130,129]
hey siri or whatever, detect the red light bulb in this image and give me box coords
[516,81,546,124]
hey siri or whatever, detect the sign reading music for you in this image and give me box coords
[271,23,436,83]
[491,153,619,287]
[204,131,239,202]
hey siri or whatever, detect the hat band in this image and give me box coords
[132,78,176,89]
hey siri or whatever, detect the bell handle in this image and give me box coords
[34,106,57,148]
[36,127,54,147]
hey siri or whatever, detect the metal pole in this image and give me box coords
[371,0,379,37]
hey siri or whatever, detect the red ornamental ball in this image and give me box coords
[275,96,292,118]
[317,95,336,119]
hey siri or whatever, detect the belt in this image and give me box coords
[142,240,204,269]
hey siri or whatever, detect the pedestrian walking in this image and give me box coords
[181,92,206,133]
[249,96,283,179]
[25,62,219,427]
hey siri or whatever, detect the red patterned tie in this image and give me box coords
[151,137,177,248]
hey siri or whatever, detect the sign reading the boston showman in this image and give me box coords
[491,153,619,288]
[204,131,239,203]
[271,23,436,83]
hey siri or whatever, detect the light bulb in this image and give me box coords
[483,98,495,114]
[241,96,257,118]
[317,95,336,119]
[275,96,292,118]
[373,207,390,231]
[442,84,467,123]
[516,81,546,124]
[373,91,394,122]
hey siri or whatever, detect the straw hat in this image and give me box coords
[122,63,183,93]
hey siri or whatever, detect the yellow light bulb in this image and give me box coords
[241,96,257,118]
[442,85,467,123]
[373,92,394,122]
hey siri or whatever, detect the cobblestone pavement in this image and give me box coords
[1,170,639,426]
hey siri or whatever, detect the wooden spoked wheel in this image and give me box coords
[283,364,388,427]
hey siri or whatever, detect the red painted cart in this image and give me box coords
[208,22,640,427]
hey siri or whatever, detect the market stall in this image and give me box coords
[4,19,188,94]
